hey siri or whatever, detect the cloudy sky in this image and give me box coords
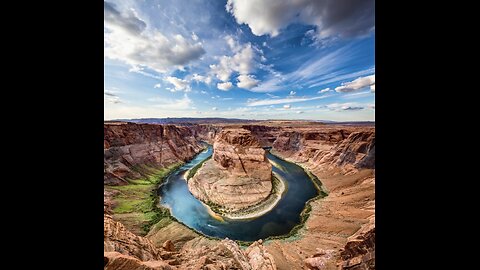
[104,0,375,121]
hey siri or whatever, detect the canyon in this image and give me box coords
[104,120,375,269]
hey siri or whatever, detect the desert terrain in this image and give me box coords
[104,119,375,270]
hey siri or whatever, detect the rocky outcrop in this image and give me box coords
[105,214,276,270]
[245,240,277,270]
[340,219,375,270]
[104,252,173,270]
[242,125,280,146]
[104,214,167,261]
[104,122,203,185]
[188,128,273,211]
[272,127,375,172]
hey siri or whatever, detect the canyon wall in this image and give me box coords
[188,128,273,211]
[104,122,204,185]
[254,125,376,172]
[104,122,375,270]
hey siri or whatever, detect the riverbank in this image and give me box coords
[104,162,182,236]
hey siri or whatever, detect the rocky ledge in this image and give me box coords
[188,128,279,217]
[104,213,277,270]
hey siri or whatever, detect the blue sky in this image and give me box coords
[104,0,375,121]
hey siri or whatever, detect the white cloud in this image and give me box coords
[247,95,332,106]
[217,81,233,91]
[150,94,193,110]
[104,94,194,119]
[318,88,331,94]
[192,74,212,85]
[252,47,346,92]
[192,32,199,41]
[297,111,304,114]
[104,89,123,104]
[335,75,375,93]
[283,105,291,109]
[104,2,205,74]
[226,0,374,39]
[210,42,257,83]
[266,93,280,98]
[370,84,375,92]
[326,102,365,111]
[289,90,296,96]
[225,35,241,52]
[154,83,161,88]
[165,76,190,92]
[342,90,372,99]
[237,74,259,89]
[212,107,218,111]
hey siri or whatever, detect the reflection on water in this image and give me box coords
[158,145,320,241]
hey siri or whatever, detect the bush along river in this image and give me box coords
[158,145,325,242]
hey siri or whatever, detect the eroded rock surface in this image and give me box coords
[104,121,375,270]
[104,213,276,270]
[188,128,272,211]
[104,122,203,185]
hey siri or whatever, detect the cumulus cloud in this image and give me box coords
[318,87,331,94]
[283,104,291,109]
[192,74,212,85]
[165,76,190,92]
[225,35,241,52]
[210,42,257,83]
[335,75,375,93]
[154,83,161,88]
[104,1,205,73]
[289,91,296,96]
[217,82,233,91]
[237,74,259,89]
[226,0,375,39]
[212,107,218,111]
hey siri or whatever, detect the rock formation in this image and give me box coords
[271,127,375,172]
[104,122,203,185]
[339,218,375,270]
[188,128,273,211]
[104,121,375,270]
[104,213,276,270]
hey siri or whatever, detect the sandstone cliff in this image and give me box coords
[104,122,375,270]
[104,214,276,270]
[188,128,273,212]
[104,122,203,185]
[271,127,375,173]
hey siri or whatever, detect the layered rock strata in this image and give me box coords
[104,122,203,185]
[188,128,273,212]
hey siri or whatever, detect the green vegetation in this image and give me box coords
[105,162,182,235]
[186,156,211,180]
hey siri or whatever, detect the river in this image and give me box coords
[158,145,321,241]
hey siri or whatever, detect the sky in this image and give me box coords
[104,0,375,121]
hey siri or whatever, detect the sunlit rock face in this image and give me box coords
[188,128,272,211]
